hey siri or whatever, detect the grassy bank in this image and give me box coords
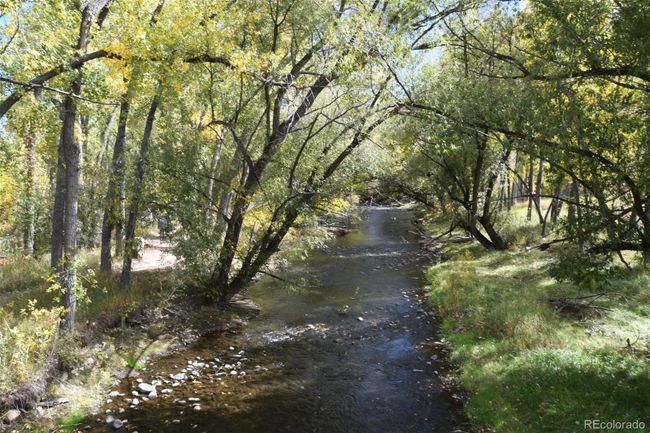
[0,253,191,432]
[425,226,650,432]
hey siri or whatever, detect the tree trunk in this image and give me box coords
[58,0,112,331]
[100,98,129,272]
[86,107,117,247]
[204,136,223,222]
[120,94,159,288]
[60,77,81,332]
[526,157,534,221]
[207,75,330,299]
[535,159,544,224]
[23,121,37,256]
[51,125,66,268]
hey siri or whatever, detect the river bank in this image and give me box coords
[422,217,650,433]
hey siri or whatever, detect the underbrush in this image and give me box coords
[0,254,180,430]
[426,242,650,433]
[0,305,60,394]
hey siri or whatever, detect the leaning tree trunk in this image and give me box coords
[120,94,159,288]
[100,97,129,272]
[207,74,331,300]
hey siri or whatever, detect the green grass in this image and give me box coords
[426,238,650,432]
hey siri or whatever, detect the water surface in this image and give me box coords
[89,207,461,433]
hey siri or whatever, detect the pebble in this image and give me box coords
[138,383,155,393]
[112,419,124,429]
[131,398,140,406]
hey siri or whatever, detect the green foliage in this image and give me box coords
[0,302,61,392]
[426,235,650,433]
[122,355,145,370]
[548,249,622,292]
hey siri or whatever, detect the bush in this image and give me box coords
[0,302,61,392]
[548,249,621,292]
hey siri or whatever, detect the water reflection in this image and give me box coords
[85,207,461,433]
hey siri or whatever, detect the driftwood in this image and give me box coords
[35,397,69,408]
[548,293,613,319]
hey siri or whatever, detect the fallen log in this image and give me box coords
[548,294,611,319]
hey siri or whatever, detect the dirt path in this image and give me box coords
[129,239,176,272]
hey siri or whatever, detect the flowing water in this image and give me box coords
[88,207,463,433]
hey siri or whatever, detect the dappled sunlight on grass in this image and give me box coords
[426,239,650,433]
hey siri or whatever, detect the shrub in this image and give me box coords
[0,302,61,392]
[548,249,621,292]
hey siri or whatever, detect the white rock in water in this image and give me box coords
[229,346,235,351]
[193,405,201,412]
[161,389,172,394]
[188,397,200,402]
[138,382,155,393]
[148,390,157,398]
[105,415,115,424]
[357,317,364,321]
[131,398,140,406]
[5,409,21,423]
[230,370,238,376]
[170,373,187,381]
[109,391,121,397]
[136,378,143,383]
[112,419,124,429]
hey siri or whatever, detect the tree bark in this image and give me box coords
[526,157,534,221]
[204,136,223,222]
[100,97,129,272]
[51,125,66,268]
[120,93,160,287]
[23,120,38,256]
[535,158,544,223]
[60,77,81,332]
[58,0,112,331]
[86,107,117,247]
